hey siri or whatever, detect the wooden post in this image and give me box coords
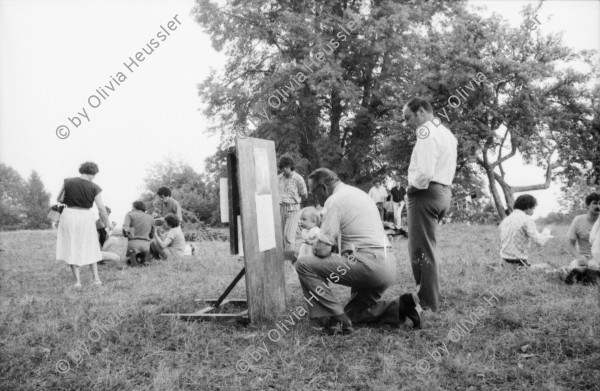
[236,137,286,323]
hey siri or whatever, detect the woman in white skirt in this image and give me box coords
[56,162,111,287]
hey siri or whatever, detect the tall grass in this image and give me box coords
[0,224,598,390]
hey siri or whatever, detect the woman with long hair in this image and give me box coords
[56,162,110,287]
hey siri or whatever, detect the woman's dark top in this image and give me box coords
[63,177,102,208]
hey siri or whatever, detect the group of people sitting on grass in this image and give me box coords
[499,192,600,284]
[55,162,187,287]
[97,197,187,267]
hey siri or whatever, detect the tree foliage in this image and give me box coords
[0,164,51,230]
[23,171,51,229]
[194,0,598,219]
[141,157,221,225]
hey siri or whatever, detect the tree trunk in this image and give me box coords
[485,167,507,220]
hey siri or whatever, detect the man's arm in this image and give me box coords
[297,174,308,200]
[590,219,600,246]
[566,219,587,261]
[367,188,375,200]
[524,219,550,247]
[410,135,437,190]
[154,231,173,250]
[175,201,183,222]
[122,213,131,234]
[314,204,340,258]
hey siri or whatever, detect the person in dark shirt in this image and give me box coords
[123,201,155,266]
[390,179,407,227]
[56,162,110,287]
[153,187,183,224]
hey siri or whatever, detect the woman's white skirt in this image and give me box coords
[56,208,102,266]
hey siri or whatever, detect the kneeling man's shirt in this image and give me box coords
[123,210,154,241]
[318,183,389,252]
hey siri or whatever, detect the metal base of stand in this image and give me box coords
[161,266,248,322]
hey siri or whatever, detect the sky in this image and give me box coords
[0,0,598,221]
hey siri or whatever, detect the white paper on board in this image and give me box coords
[220,178,229,223]
[255,193,276,251]
[237,215,244,256]
[253,147,271,195]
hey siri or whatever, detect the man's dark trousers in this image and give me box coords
[407,183,451,311]
[294,249,404,325]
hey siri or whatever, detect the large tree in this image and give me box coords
[396,3,596,218]
[194,0,597,217]
[194,0,465,189]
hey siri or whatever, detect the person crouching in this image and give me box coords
[150,213,186,261]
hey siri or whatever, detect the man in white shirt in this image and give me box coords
[368,180,388,221]
[402,97,458,312]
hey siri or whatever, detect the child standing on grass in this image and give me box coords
[297,207,321,258]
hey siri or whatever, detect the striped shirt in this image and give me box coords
[500,209,550,260]
[278,171,307,205]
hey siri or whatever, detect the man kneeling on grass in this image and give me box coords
[150,213,186,261]
[123,201,155,266]
[287,168,421,335]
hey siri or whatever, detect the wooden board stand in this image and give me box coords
[161,138,286,324]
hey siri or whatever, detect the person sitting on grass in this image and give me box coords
[149,213,186,261]
[565,193,600,271]
[499,194,552,270]
[123,201,155,266]
[96,206,121,264]
[590,217,600,270]
[563,193,600,284]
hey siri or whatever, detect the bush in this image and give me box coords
[537,210,582,225]
[182,222,229,242]
[445,204,500,225]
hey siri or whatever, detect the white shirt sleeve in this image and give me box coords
[368,188,375,200]
[525,217,550,246]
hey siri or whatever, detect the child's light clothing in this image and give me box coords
[298,227,321,257]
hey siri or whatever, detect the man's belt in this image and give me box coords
[503,258,530,267]
[430,181,450,187]
[128,237,151,242]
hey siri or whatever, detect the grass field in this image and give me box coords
[1,224,599,391]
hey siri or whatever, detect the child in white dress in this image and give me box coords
[298,207,321,257]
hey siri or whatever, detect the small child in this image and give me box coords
[298,207,321,258]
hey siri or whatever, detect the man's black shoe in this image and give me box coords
[399,293,422,329]
[325,314,354,335]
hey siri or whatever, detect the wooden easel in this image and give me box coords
[161,137,286,324]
